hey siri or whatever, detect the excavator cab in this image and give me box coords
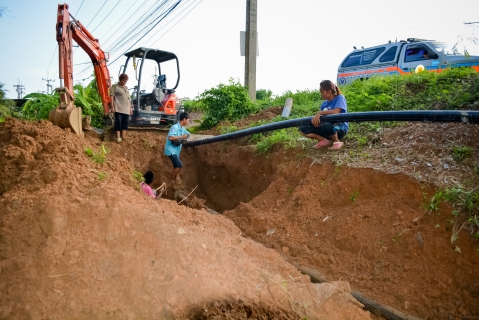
[121,47,184,127]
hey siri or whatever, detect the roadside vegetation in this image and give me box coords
[17,77,106,128]
[0,83,18,122]
[4,66,478,131]
[186,67,479,151]
[184,69,479,246]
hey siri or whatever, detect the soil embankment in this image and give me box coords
[0,118,370,319]
[1,114,478,319]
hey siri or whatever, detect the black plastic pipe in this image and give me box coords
[184,110,479,148]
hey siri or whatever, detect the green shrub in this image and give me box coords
[73,78,105,128]
[182,99,207,113]
[0,83,19,121]
[22,92,59,120]
[269,89,322,117]
[342,67,479,112]
[256,88,273,101]
[198,78,259,129]
[22,77,106,127]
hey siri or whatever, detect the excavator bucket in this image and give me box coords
[48,87,83,136]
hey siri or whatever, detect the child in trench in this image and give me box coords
[140,171,165,199]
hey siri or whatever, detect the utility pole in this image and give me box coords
[42,78,55,94]
[244,0,257,102]
[13,83,25,99]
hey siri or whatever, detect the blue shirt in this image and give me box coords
[320,94,348,130]
[164,123,190,156]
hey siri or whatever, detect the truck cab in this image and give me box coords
[337,38,479,86]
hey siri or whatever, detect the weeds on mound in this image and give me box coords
[84,143,109,164]
[427,187,479,250]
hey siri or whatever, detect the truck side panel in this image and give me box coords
[337,40,479,86]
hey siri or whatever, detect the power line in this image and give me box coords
[90,0,123,33]
[108,0,183,65]
[74,0,85,15]
[73,0,193,80]
[73,0,161,76]
[85,0,109,28]
[147,0,203,46]
[106,0,171,52]
[39,46,57,91]
[94,0,148,43]
[74,0,179,78]
[146,0,198,41]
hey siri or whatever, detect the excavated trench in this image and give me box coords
[183,145,275,212]
[178,141,479,320]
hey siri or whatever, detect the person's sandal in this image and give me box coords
[329,141,344,150]
[117,137,122,143]
[312,140,331,149]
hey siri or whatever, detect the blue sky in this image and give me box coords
[1,0,478,99]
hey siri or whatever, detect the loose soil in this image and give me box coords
[0,118,369,320]
[0,109,478,319]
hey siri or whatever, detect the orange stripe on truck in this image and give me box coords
[338,66,404,77]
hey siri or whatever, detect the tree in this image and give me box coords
[451,23,479,56]
[0,82,17,121]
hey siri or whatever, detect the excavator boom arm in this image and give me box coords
[56,3,111,115]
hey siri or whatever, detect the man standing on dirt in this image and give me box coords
[110,73,133,143]
[164,112,190,183]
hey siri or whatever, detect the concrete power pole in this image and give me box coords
[13,84,25,99]
[42,78,55,94]
[244,0,257,102]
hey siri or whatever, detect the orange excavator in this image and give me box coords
[50,3,183,135]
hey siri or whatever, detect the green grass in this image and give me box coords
[350,190,360,202]
[428,187,479,246]
[98,172,108,180]
[254,128,300,154]
[84,144,109,164]
[453,146,472,161]
[133,170,144,183]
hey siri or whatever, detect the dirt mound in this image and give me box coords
[313,121,479,190]
[0,118,370,319]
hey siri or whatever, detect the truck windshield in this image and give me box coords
[431,41,464,56]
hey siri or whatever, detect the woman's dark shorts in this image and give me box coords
[299,122,347,140]
[168,154,183,169]
[114,112,130,131]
